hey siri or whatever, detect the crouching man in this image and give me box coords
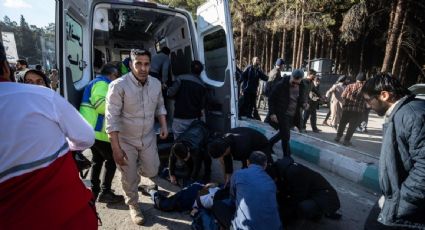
[168,120,211,186]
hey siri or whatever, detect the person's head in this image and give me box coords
[208,137,230,159]
[161,46,171,56]
[191,60,204,76]
[247,151,268,169]
[16,59,28,71]
[24,69,50,87]
[290,69,304,86]
[361,73,410,116]
[275,58,284,70]
[100,63,120,81]
[307,69,317,80]
[130,49,151,83]
[35,64,42,71]
[252,57,260,67]
[356,72,366,82]
[171,142,190,161]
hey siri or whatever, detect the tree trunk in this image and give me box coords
[297,5,305,69]
[239,19,245,67]
[320,36,326,58]
[308,30,313,71]
[392,8,408,79]
[248,30,252,66]
[265,32,269,71]
[292,3,299,69]
[314,33,320,58]
[281,28,287,61]
[328,37,333,59]
[254,32,258,57]
[381,0,407,73]
[270,30,276,71]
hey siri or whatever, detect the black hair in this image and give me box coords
[248,151,267,166]
[24,69,50,87]
[100,63,118,76]
[161,47,171,55]
[191,60,204,75]
[208,137,229,159]
[361,73,410,101]
[130,49,151,62]
[308,69,317,76]
[17,59,28,66]
[171,142,189,160]
[35,64,42,71]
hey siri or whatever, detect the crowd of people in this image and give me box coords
[1,40,424,230]
[238,57,374,148]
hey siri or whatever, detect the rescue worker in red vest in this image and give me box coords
[80,63,124,203]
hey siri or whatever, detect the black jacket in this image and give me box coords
[223,127,270,174]
[168,74,207,119]
[268,75,306,117]
[274,158,340,213]
[169,120,211,180]
[240,65,268,94]
[379,95,425,228]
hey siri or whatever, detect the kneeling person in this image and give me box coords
[169,120,211,185]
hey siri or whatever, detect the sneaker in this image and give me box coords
[342,141,352,146]
[138,184,158,196]
[97,190,125,203]
[129,205,145,225]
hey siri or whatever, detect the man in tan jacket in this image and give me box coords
[105,49,168,225]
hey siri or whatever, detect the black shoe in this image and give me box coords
[138,184,158,196]
[342,140,352,146]
[334,137,341,142]
[312,129,322,133]
[97,190,125,203]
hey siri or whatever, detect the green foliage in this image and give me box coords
[0,15,54,65]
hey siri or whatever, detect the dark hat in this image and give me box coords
[275,58,284,66]
[292,69,304,79]
[356,72,366,81]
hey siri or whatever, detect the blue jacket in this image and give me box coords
[231,165,282,230]
[379,95,425,228]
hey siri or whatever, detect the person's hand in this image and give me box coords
[112,147,128,166]
[170,175,177,184]
[160,126,168,140]
[270,114,278,123]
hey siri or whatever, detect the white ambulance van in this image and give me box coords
[56,0,238,139]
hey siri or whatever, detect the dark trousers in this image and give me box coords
[336,110,363,142]
[364,202,402,230]
[303,102,319,130]
[90,140,117,197]
[324,101,331,123]
[239,91,258,118]
[270,114,293,157]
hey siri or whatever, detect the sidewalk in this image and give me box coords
[241,107,384,192]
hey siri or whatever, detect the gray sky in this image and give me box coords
[0,0,55,28]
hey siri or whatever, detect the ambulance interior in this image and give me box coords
[90,3,234,148]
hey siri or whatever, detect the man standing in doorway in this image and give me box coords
[105,49,168,225]
[362,74,425,229]
[239,57,268,119]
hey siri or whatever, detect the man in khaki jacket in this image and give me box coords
[105,49,168,225]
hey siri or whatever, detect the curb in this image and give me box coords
[239,119,380,193]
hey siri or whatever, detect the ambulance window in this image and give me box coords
[203,29,227,82]
[65,15,84,83]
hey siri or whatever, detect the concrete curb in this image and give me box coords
[239,119,380,193]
